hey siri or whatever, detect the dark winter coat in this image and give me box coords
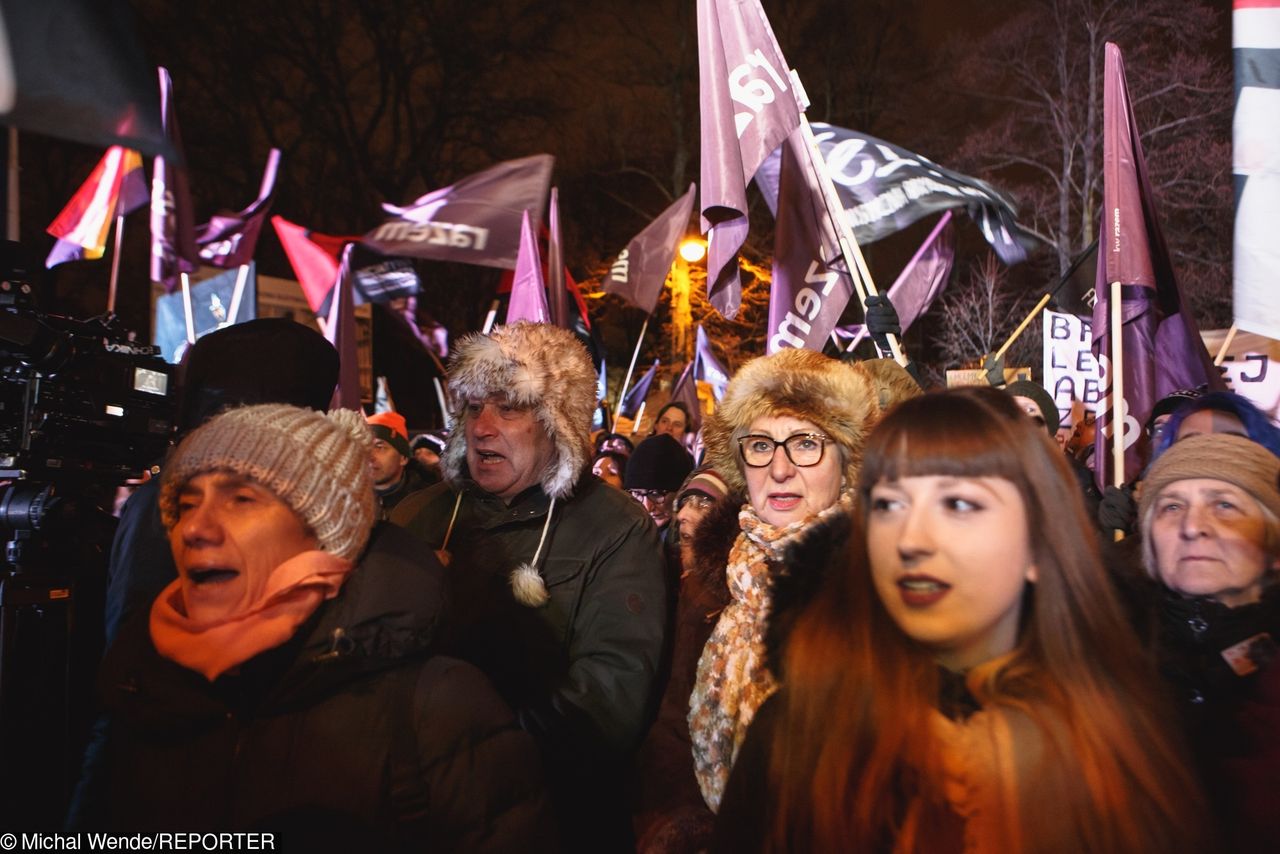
[94,523,556,852]
[377,460,437,517]
[1149,582,1280,852]
[392,474,667,851]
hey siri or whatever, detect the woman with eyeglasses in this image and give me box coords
[685,349,880,815]
[713,387,1208,853]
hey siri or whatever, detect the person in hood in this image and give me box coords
[85,404,554,850]
[392,322,666,853]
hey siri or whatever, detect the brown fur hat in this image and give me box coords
[704,349,878,495]
[441,322,597,499]
[859,358,923,412]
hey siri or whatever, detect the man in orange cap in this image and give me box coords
[366,410,433,515]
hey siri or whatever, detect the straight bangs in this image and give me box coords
[859,391,1030,496]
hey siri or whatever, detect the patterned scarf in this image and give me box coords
[688,491,855,811]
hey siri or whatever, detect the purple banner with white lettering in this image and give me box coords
[697,0,800,319]
[757,123,1036,265]
[767,128,854,353]
[364,154,553,270]
[603,183,697,315]
[196,148,281,268]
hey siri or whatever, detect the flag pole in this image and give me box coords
[630,401,647,436]
[433,377,452,430]
[1213,323,1238,366]
[1109,280,1126,541]
[793,111,907,367]
[990,292,1053,364]
[179,272,197,345]
[612,315,651,430]
[225,263,251,325]
[107,214,126,313]
[481,298,501,334]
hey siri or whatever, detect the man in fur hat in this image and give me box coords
[393,322,667,852]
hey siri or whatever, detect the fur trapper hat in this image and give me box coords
[442,322,596,500]
[704,349,877,495]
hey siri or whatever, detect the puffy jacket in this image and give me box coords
[94,523,556,852]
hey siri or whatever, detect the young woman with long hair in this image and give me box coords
[714,387,1208,853]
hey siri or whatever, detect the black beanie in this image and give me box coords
[624,434,694,492]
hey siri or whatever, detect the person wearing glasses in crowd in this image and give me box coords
[686,349,878,815]
[625,434,695,535]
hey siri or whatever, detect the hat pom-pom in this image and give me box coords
[510,563,550,607]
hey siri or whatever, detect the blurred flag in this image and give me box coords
[1233,0,1280,339]
[669,361,703,434]
[149,67,199,290]
[506,210,549,323]
[546,187,571,328]
[1048,240,1099,318]
[45,146,146,266]
[693,325,730,400]
[602,183,697,315]
[326,245,361,410]
[0,0,172,157]
[196,148,281,268]
[365,153,554,269]
[756,123,1037,265]
[1091,43,1223,488]
[273,215,418,316]
[697,0,800,318]
[153,264,257,363]
[620,359,659,420]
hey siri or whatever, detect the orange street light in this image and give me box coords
[679,237,707,263]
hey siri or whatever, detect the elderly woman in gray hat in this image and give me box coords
[1137,433,1280,850]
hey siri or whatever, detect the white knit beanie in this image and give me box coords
[159,404,377,561]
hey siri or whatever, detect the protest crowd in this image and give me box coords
[2,0,1279,852]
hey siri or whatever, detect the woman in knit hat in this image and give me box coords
[715,387,1208,853]
[1137,433,1280,849]
[687,348,877,812]
[89,404,554,849]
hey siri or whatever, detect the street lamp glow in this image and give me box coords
[679,238,707,263]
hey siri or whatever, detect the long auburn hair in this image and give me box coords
[764,387,1206,852]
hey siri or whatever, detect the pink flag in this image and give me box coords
[697,0,801,318]
[602,183,697,315]
[505,211,549,324]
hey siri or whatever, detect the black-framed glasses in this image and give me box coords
[737,433,831,468]
[628,489,671,505]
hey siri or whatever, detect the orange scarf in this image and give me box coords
[149,550,354,681]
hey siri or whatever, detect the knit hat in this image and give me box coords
[367,411,411,457]
[411,430,447,455]
[1003,380,1060,435]
[704,349,877,495]
[624,434,694,492]
[176,318,339,434]
[442,322,597,499]
[160,404,377,561]
[1139,434,1280,529]
[678,466,730,504]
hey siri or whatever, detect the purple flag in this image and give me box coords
[698,0,801,318]
[195,148,281,268]
[327,244,361,411]
[1091,43,1223,488]
[693,325,730,400]
[364,154,554,269]
[603,183,697,315]
[620,359,659,420]
[149,67,200,290]
[767,128,853,353]
[669,361,703,435]
[838,212,956,353]
[547,187,572,328]
[756,123,1036,265]
[505,211,549,324]
[0,0,173,158]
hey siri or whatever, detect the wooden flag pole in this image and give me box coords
[225,263,251,326]
[1109,280,1126,541]
[481,298,501,334]
[629,401,647,436]
[794,113,907,367]
[612,315,650,431]
[1213,323,1238,367]
[990,292,1053,364]
[107,214,126,314]
[179,272,197,345]
[433,377,452,431]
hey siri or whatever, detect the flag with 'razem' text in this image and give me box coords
[602,184,697,315]
[698,0,800,319]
